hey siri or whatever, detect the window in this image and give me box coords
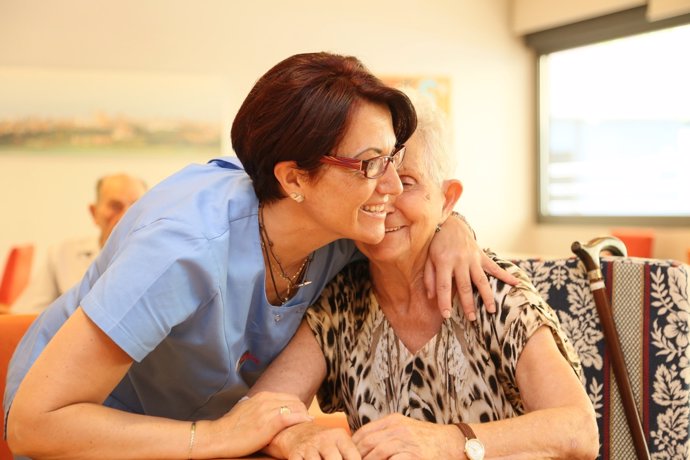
[526,7,690,225]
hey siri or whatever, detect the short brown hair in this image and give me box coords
[231,52,417,203]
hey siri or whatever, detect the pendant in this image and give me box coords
[294,280,312,288]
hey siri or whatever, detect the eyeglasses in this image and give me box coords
[319,145,406,179]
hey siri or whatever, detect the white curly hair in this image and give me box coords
[399,86,456,186]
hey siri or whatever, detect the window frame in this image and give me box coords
[525,6,690,226]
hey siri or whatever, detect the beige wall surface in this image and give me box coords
[0,0,687,284]
[511,0,646,34]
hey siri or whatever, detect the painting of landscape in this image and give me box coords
[382,75,451,115]
[0,68,225,155]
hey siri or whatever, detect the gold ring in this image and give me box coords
[279,405,291,415]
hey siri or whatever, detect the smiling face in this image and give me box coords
[298,101,404,245]
[355,129,447,264]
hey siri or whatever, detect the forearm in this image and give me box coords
[470,405,598,459]
[6,309,237,459]
[477,326,600,459]
[8,403,217,460]
[250,321,326,406]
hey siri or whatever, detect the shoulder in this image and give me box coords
[487,252,547,311]
[320,261,371,304]
[451,251,553,331]
[45,236,99,266]
[309,260,371,320]
[115,160,257,242]
[55,236,99,254]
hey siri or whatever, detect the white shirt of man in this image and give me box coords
[13,236,99,313]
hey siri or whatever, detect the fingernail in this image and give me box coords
[468,312,476,321]
[442,309,451,319]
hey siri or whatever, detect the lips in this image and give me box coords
[384,225,402,233]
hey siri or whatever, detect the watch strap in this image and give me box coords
[456,422,477,441]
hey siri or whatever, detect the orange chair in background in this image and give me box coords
[0,314,37,459]
[0,245,34,308]
[611,230,654,258]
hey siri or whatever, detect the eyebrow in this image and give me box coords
[351,147,384,159]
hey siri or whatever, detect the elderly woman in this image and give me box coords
[4,53,514,459]
[251,90,599,459]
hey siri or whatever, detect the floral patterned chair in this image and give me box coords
[512,255,690,459]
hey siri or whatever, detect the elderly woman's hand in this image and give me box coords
[426,213,519,320]
[352,414,464,460]
[264,421,360,460]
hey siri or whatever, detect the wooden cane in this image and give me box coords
[572,236,650,460]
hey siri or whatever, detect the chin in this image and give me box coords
[375,242,406,257]
[355,226,385,245]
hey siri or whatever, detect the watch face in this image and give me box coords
[465,438,486,460]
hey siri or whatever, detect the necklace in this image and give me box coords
[258,204,312,304]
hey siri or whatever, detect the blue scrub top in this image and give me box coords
[4,157,356,425]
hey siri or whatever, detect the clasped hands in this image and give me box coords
[220,393,465,459]
[266,413,464,460]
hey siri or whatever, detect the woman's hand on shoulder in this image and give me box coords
[265,420,359,460]
[213,391,313,457]
[352,413,463,460]
[426,214,519,320]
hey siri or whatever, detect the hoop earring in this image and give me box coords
[289,192,304,203]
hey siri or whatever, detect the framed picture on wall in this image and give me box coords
[0,67,226,157]
[381,75,451,116]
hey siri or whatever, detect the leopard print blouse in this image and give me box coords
[304,256,582,431]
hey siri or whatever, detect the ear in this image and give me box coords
[440,179,463,219]
[89,203,97,223]
[273,161,308,199]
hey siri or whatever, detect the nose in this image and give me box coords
[376,162,403,197]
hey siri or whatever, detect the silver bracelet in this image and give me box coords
[188,421,197,459]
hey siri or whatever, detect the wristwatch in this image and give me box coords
[456,422,485,460]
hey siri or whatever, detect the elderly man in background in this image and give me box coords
[13,173,147,313]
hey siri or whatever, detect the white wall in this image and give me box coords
[0,0,687,276]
